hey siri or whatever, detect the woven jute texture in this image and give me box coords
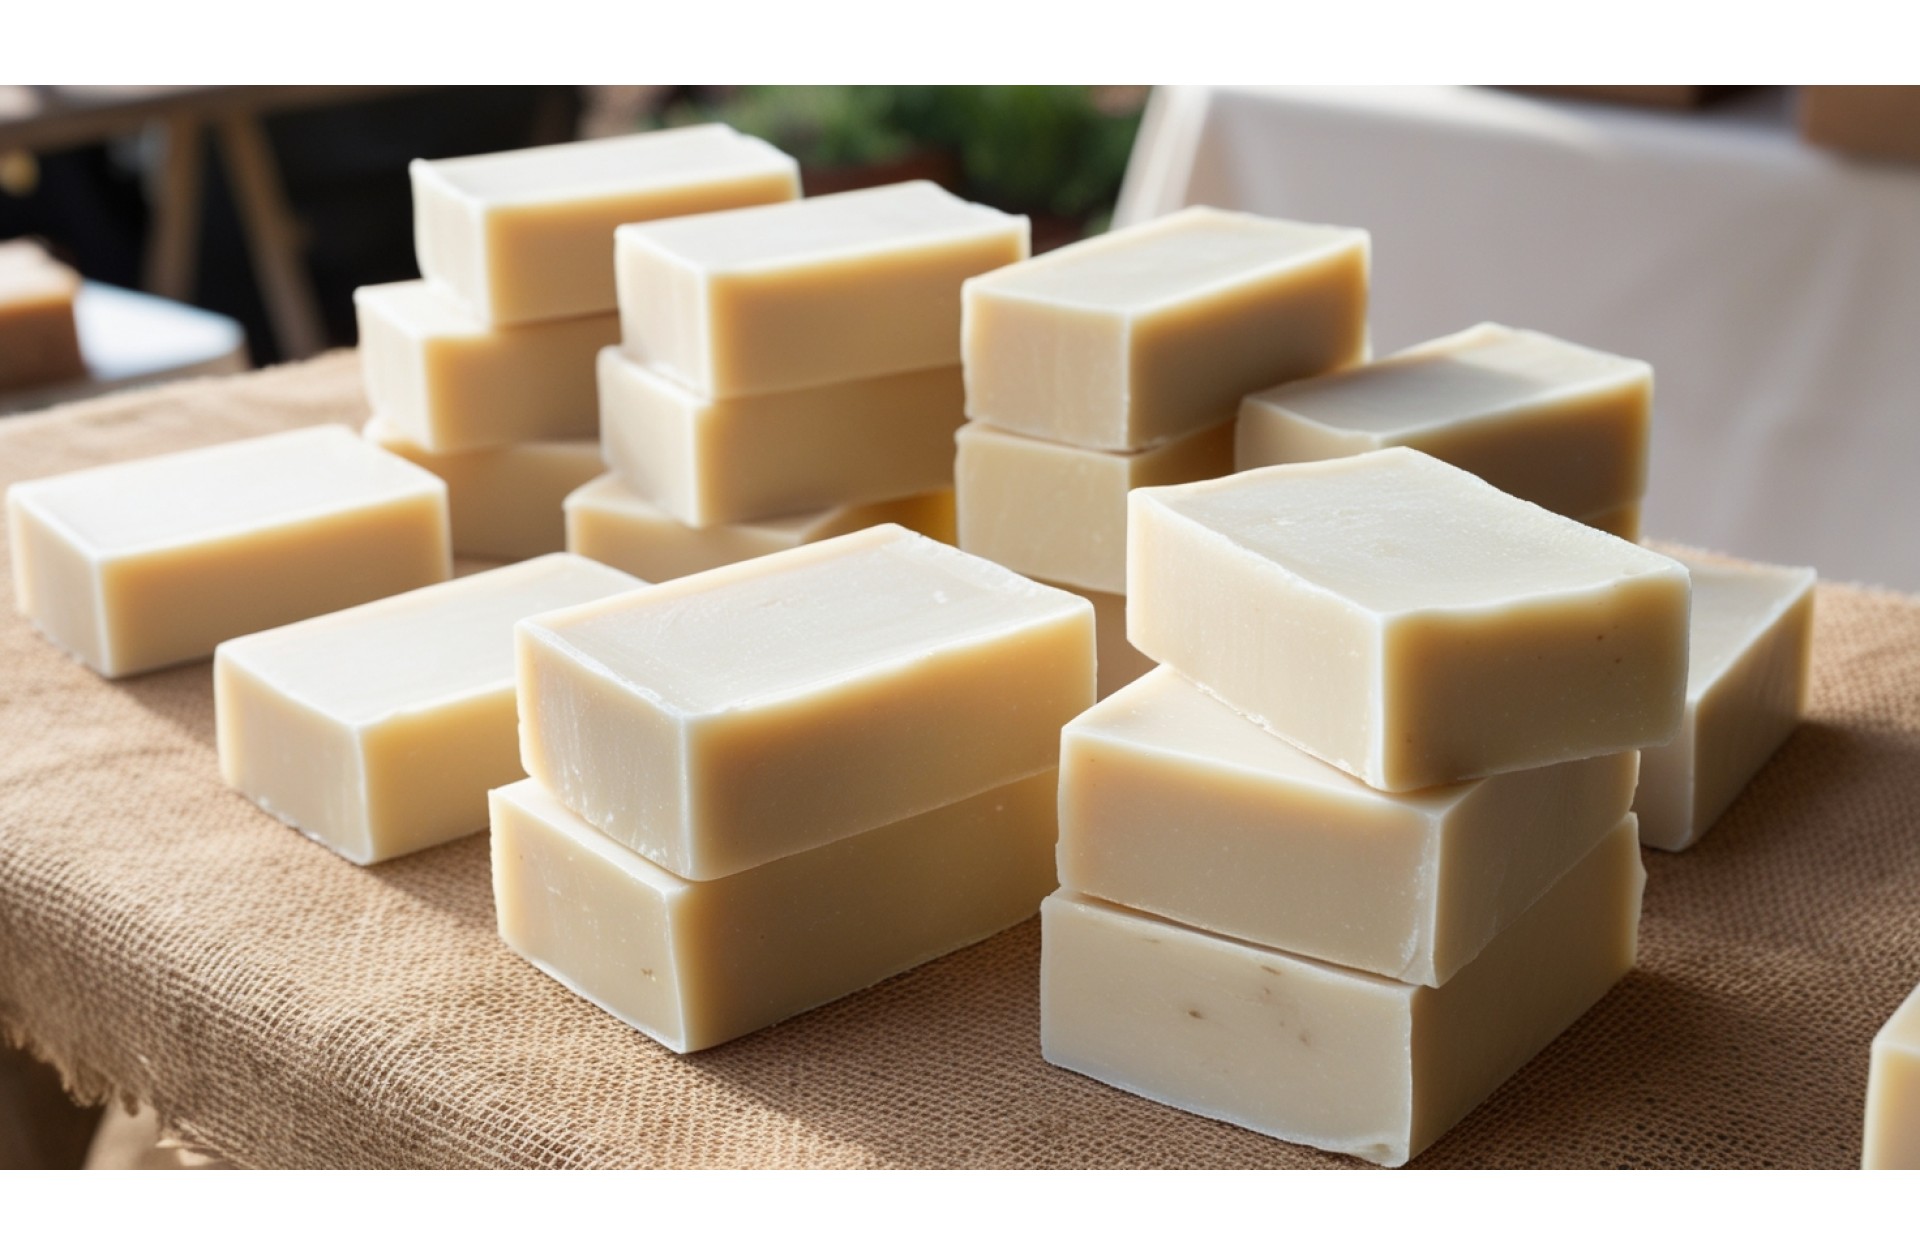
[2,354,1918,1169]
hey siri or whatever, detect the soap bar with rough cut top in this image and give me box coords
[1865,981,1920,1169]
[0,239,86,392]
[365,417,602,560]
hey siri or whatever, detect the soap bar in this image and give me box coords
[1582,501,1642,543]
[519,523,1093,879]
[1048,582,1154,700]
[598,347,963,526]
[565,472,954,584]
[493,770,1057,1053]
[364,417,601,560]
[1635,551,1814,852]
[0,239,86,392]
[8,425,450,677]
[1041,817,1643,1167]
[217,554,642,864]
[956,419,1233,594]
[354,280,615,452]
[1236,323,1650,521]
[1060,667,1639,984]
[616,181,1028,397]
[1129,448,1690,791]
[411,124,798,325]
[1865,982,1920,1169]
[962,206,1369,451]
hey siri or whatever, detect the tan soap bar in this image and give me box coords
[1047,582,1154,700]
[1865,982,1920,1169]
[1236,323,1651,521]
[1060,667,1639,984]
[354,280,615,452]
[956,419,1233,594]
[1583,501,1642,543]
[1129,448,1691,791]
[598,347,963,527]
[411,124,799,325]
[519,523,1093,880]
[217,554,642,864]
[8,425,450,677]
[493,770,1057,1053]
[616,181,1028,397]
[962,206,1369,452]
[1041,817,1643,1167]
[565,472,954,584]
[0,239,86,392]
[1635,551,1814,852]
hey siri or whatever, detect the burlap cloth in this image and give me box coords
[2,353,1917,1169]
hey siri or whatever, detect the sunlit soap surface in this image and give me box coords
[0,238,85,391]
[1128,448,1691,792]
[962,206,1369,452]
[411,124,799,325]
[7,425,450,678]
[519,523,1093,880]
[1041,818,1643,1167]
[1060,667,1639,985]
[1865,983,1920,1169]
[492,770,1057,1053]
[616,181,1028,397]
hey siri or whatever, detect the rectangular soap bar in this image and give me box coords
[411,124,799,325]
[519,523,1093,879]
[956,419,1233,594]
[1635,551,1814,852]
[1129,448,1691,791]
[1041,818,1643,1167]
[616,181,1028,397]
[1865,982,1920,1169]
[962,206,1369,452]
[492,770,1057,1053]
[598,347,963,526]
[0,239,86,392]
[1236,323,1651,521]
[1047,582,1154,700]
[1060,667,1639,984]
[8,425,450,677]
[217,554,642,864]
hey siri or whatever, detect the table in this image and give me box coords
[0,281,247,416]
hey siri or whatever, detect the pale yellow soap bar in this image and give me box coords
[598,347,962,527]
[217,554,642,864]
[616,181,1028,397]
[519,523,1093,879]
[1060,667,1639,984]
[1041,818,1643,1167]
[493,770,1057,1053]
[0,239,86,392]
[411,124,798,325]
[7,425,450,677]
[1865,982,1920,1169]
[962,206,1369,452]
[1046,582,1154,700]
[1129,448,1691,791]
[956,419,1233,594]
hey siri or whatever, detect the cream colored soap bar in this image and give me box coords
[8,425,450,677]
[1061,667,1639,984]
[616,181,1028,397]
[493,770,1056,1053]
[1865,982,1920,1169]
[0,239,86,392]
[962,207,1369,452]
[1042,818,1643,1167]
[1635,552,1814,852]
[354,280,615,452]
[217,554,642,864]
[598,348,963,526]
[411,124,799,325]
[956,419,1233,594]
[519,523,1093,880]
[1237,324,1651,520]
[1129,449,1690,791]
[1047,582,1154,700]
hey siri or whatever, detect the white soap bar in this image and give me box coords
[1865,982,1920,1169]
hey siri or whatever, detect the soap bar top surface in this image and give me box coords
[1685,554,1817,696]
[416,124,795,209]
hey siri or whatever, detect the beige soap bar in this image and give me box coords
[956,419,1233,594]
[8,425,450,677]
[411,124,798,325]
[1048,582,1154,700]
[1583,501,1642,543]
[1061,667,1639,984]
[217,554,642,864]
[962,206,1369,452]
[354,279,615,452]
[565,472,954,584]
[1635,551,1814,852]
[598,348,963,527]
[1042,818,1643,1167]
[519,523,1093,880]
[616,181,1028,397]
[0,239,86,392]
[1129,448,1691,791]
[1865,982,1920,1169]
[493,770,1057,1053]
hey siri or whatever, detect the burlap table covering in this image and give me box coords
[2,353,1916,1169]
